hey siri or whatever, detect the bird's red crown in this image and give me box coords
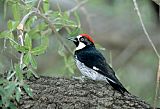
[80,34,94,43]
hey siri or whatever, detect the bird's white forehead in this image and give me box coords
[77,35,82,39]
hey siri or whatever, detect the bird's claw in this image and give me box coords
[72,76,86,82]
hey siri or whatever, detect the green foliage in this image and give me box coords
[0,0,81,108]
[23,84,33,97]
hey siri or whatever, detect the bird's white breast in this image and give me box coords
[76,42,86,50]
[75,57,107,82]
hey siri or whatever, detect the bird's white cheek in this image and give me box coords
[76,42,86,50]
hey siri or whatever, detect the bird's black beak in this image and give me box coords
[67,37,77,42]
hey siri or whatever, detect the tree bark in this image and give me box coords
[18,76,151,109]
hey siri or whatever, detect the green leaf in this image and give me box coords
[8,32,17,47]
[7,20,18,31]
[74,11,81,28]
[5,82,17,98]
[54,24,63,32]
[0,86,8,106]
[23,84,33,97]
[43,0,49,12]
[0,78,7,85]
[26,70,32,79]
[24,53,31,65]
[69,28,81,37]
[31,36,48,55]
[15,45,29,53]
[25,16,37,29]
[31,45,46,55]
[0,31,10,38]
[8,20,13,30]
[50,11,59,19]
[62,12,69,20]
[0,31,17,45]
[37,22,47,30]
[29,69,39,78]
[29,55,37,69]
[15,64,23,81]
[28,29,40,39]
[0,86,5,96]
[0,100,2,107]
[25,33,32,49]
[15,87,21,102]
[41,36,49,45]
[8,101,17,109]
[12,3,20,21]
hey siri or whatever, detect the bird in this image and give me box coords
[67,34,129,94]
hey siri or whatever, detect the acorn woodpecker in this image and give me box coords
[67,34,129,94]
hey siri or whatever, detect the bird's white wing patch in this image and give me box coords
[92,66,116,84]
[93,66,99,71]
[106,77,116,84]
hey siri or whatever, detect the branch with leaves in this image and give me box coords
[0,0,87,108]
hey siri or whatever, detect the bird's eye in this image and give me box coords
[80,37,84,41]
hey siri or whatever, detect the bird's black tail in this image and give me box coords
[107,79,129,95]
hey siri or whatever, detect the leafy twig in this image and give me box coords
[35,12,73,55]
[17,1,74,63]
[16,0,42,68]
[17,10,36,68]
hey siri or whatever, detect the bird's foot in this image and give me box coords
[72,76,86,82]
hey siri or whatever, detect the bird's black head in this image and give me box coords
[67,34,94,50]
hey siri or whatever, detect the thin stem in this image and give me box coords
[67,0,88,15]
[37,0,42,9]
[132,0,160,108]
[17,10,35,69]
[133,0,160,58]
[17,11,36,30]
[7,71,16,80]
[154,60,160,109]
[3,38,7,49]
[74,0,94,35]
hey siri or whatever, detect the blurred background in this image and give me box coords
[0,0,160,107]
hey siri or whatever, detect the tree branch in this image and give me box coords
[37,0,42,9]
[18,76,151,109]
[17,1,73,57]
[132,0,160,108]
[132,0,160,58]
[67,0,88,15]
[75,0,94,35]
[17,10,36,68]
